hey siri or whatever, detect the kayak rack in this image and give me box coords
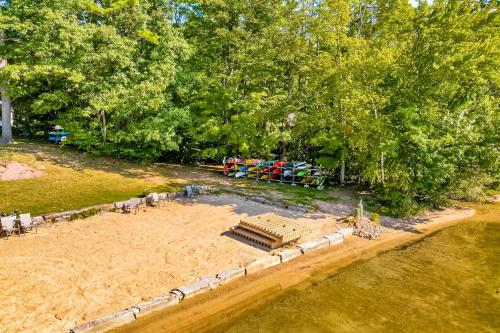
[223,158,326,188]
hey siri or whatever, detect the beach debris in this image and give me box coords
[353,217,383,240]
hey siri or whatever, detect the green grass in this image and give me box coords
[0,141,181,216]
[223,179,337,207]
[0,140,339,216]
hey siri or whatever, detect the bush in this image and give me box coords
[377,189,422,218]
[370,212,381,225]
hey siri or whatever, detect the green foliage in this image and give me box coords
[69,207,101,221]
[1,0,499,215]
[370,212,381,225]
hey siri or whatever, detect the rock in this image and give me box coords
[323,232,344,246]
[337,227,354,237]
[216,267,246,284]
[32,216,44,225]
[244,256,281,275]
[275,248,302,263]
[172,276,220,299]
[97,204,114,212]
[353,217,382,240]
[131,294,180,318]
[69,308,136,333]
[298,238,329,253]
[146,193,159,206]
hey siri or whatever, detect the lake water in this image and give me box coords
[207,203,500,333]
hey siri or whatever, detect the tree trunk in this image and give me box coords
[380,152,385,184]
[1,87,13,144]
[373,104,385,185]
[99,110,107,141]
[0,58,13,144]
[340,159,345,185]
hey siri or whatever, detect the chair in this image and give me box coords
[147,193,159,207]
[114,201,125,211]
[158,193,168,207]
[1,216,20,238]
[19,213,37,235]
[129,198,141,214]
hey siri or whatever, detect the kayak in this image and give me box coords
[224,164,233,175]
[270,173,280,180]
[235,171,247,178]
[313,176,326,186]
[295,163,312,169]
[301,176,315,184]
[258,161,275,167]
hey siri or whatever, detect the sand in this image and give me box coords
[0,194,341,332]
[111,204,476,333]
[0,161,44,181]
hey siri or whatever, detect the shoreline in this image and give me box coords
[111,206,476,333]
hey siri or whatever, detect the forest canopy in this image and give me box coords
[1,0,499,216]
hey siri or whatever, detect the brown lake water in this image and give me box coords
[206,203,500,333]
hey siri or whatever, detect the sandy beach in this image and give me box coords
[0,194,343,332]
[109,203,477,333]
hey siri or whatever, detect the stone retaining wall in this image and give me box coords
[33,185,215,226]
[68,227,353,333]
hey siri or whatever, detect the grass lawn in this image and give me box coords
[0,140,182,216]
[0,140,342,216]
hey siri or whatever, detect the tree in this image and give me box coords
[1,0,189,160]
[0,58,12,144]
[1,0,498,215]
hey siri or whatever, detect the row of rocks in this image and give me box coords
[68,226,352,333]
[35,185,214,226]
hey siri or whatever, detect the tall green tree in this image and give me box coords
[1,0,189,160]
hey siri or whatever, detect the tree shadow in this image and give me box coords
[220,231,272,253]
[1,140,223,184]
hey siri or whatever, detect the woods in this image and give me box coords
[0,0,499,216]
